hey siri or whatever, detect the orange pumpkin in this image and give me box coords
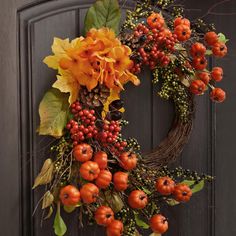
[150,214,168,234]
[204,31,218,46]
[73,143,93,162]
[197,72,211,85]
[95,170,112,189]
[59,185,80,206]
[95,206,114,226]
[79,161,100,181]
[192,57,207,70]
[212,42,227,57]
[94,151,108,169]
[190,80,206,95]
[106,220,123,236]
[174,17,190,27]
[80,183,99,204]
[211,67,223,82]
[210,88,226,103]
[128,190,148,209]
[119,152,137,171]
[173,184,192,202]
[147,12,165,30]
[155,177,175,196]
[113,172,129,191]
[174,24,191,41]
[190,42,206,58]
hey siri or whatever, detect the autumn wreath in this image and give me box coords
[33,0,228,235]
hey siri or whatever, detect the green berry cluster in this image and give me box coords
[127,138,141,151]
[156,63,193,121]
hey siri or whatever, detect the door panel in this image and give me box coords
[0,0,235,236]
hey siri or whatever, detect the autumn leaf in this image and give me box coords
[53,69,80,105]
[42,191,54,209]
[32,159,54,189]
[38,88,69,138]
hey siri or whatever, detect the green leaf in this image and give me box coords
[149,233,161,236]
[102,191,124,213]
[54,203,67,236]
[181,180,195,187]
[191,180,205,194]
[63,203,81,213]
[166,199,180,206]
[84,0,121,35]
[141,187,152,195]
[42,191,54,209]
[44,206,53,220]
[38,88,69,138]
[205,49,213,55]
[134,212,149,229]
[218,33,229,43]
[32,159,54,189]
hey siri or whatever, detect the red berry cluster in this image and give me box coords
[66,101,98,146]
[131,14,178,72]
[98,121,121,144]
[110,141,128,155]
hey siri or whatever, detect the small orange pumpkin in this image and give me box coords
[210,88,226,103]
[95,170,112,189]
[95,206,114,226]
[79,161,100,181]
[73,143,93,162]
[173,184,192,202]
[80,183,99,204]
[212,42,227,57]
[155,177,175,196]
[93,151,108,169]
[150,214,168,234]
[174,24,191,41]
[119,152,137,171]
[113,172,129,191]
[128,190,148,209]
[190,42,206,58]
[211,67,223,82]
[190,80,206,95]
[204,31,218,46]
[59,185,80,206]
[106,220,123,236]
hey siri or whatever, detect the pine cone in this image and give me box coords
[79,85,110,107]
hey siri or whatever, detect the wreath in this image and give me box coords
[33,0,228,235]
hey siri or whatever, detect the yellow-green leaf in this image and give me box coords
[54,203,67,236]
[38,88,69,138]
[33,159,54,189]
[63,203,81,213]
[134,212,149,229]
[53,70,80,105]
[102,191,124,213]
[191,180,205,194]
[166,198,180,206]
[44,206,54,220]
[84,0,121,35]
[150,233,161,236]
[42,191,54,209]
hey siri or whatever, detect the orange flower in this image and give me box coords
[44,28,140,103]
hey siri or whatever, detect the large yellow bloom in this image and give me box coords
[43,27,140,104]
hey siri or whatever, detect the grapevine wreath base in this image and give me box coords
[33,0,228,235]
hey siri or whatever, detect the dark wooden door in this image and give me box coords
[0,0,236,235]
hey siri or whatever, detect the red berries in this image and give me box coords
[211,67,223,82]
[210,88,226,103]
[190,80,206,95]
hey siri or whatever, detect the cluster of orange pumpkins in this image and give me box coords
[59,142,193,235]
